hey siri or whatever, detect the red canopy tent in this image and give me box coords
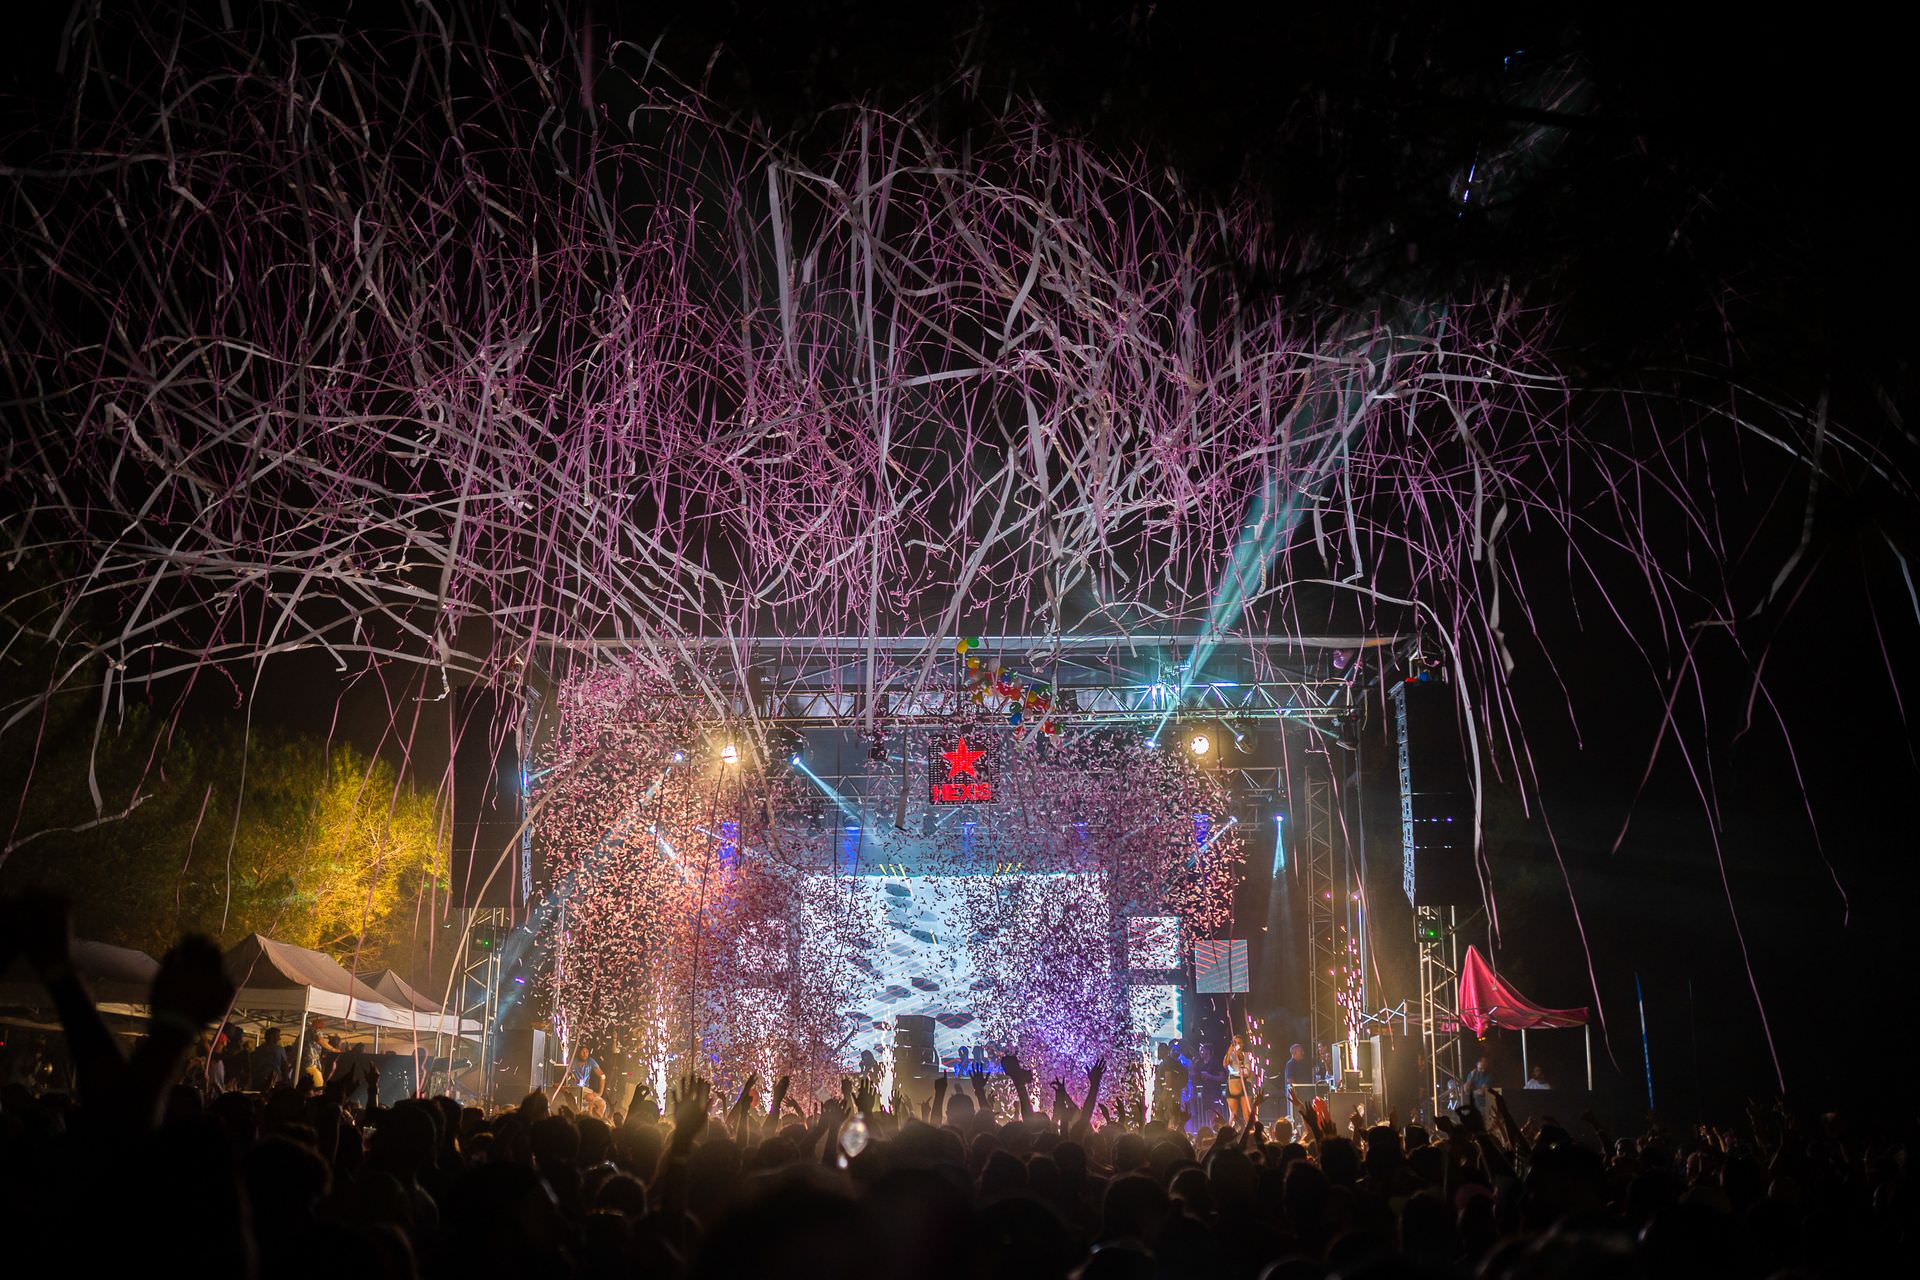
[1457,945,1592,1089]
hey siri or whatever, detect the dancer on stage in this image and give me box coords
[1223,1034,1255,1126]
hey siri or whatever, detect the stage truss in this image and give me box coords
[1299,762,1347,1059]
[1414,904,1469,1119]
[512,631,1382,1083]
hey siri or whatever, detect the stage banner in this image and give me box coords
[1193,939,1250,994]
[928,734,995,805]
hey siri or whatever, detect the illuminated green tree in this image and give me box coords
[1,705,446,968]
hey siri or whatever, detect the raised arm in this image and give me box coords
[1076,1058,1107,1132]
[766,1074,791,1135]
[10,891,128,1106]
[666,1076,711,1156]
[727,1073,759,1136]
[1001,1053,1036,1121]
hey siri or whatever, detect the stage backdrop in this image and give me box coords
[802,872,1120,1078]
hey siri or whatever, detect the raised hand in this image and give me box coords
[1292,1092,1324,1144]
[149,935,237,1029]
[671,1075,712,1144]
[768,1074,791,1118]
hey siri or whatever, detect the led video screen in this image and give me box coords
[804,872,1113,1070]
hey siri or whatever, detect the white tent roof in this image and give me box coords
[223,934,478,1036]
[0,938,160,1008]
[365,968,447,1014]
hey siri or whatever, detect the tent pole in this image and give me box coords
[294,1008,311,1089]
[1585,1023,1593,1091]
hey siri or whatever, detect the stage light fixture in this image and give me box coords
[790,752,803,765]
[671,750,687,763]
[1188,732,1212,757]
[719,742,740,765]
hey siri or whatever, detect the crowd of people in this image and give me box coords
[2,896,1912,1277]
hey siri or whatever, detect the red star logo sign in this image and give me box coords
[941,736,987,779]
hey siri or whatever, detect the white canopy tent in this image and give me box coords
[223,935,478,1038]
[0,939,161,1028]
[365,968,449,1016]
[0,938,159,1009]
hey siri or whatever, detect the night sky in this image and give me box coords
[2,3,1912,1117]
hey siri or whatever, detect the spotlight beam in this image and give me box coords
[791,756,866,826]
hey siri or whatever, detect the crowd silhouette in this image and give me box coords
[1,895,1910,1278]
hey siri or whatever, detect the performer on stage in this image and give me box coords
[1465,1054,1496,1106]
[859,1045,886,1095]
[1282,1041,1315,1102]
[560,1043,608,1117]
[1223,1035,1255,1126]
[1153,1040,1191,1126]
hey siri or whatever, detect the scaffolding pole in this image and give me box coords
[458,905,510,1106]
[1302,759,1342,1060]
[1415,904,1463,1120]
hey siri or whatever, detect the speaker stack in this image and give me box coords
[892,1013,939,1108]
[449,684,524,910]
[1393,679,1478,907]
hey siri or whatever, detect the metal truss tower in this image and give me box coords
[1300,760,1343,1058]
[457,905,512,1105]
[1414,904,1464,1120]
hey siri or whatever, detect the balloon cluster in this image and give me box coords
[956,637,1062,734]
